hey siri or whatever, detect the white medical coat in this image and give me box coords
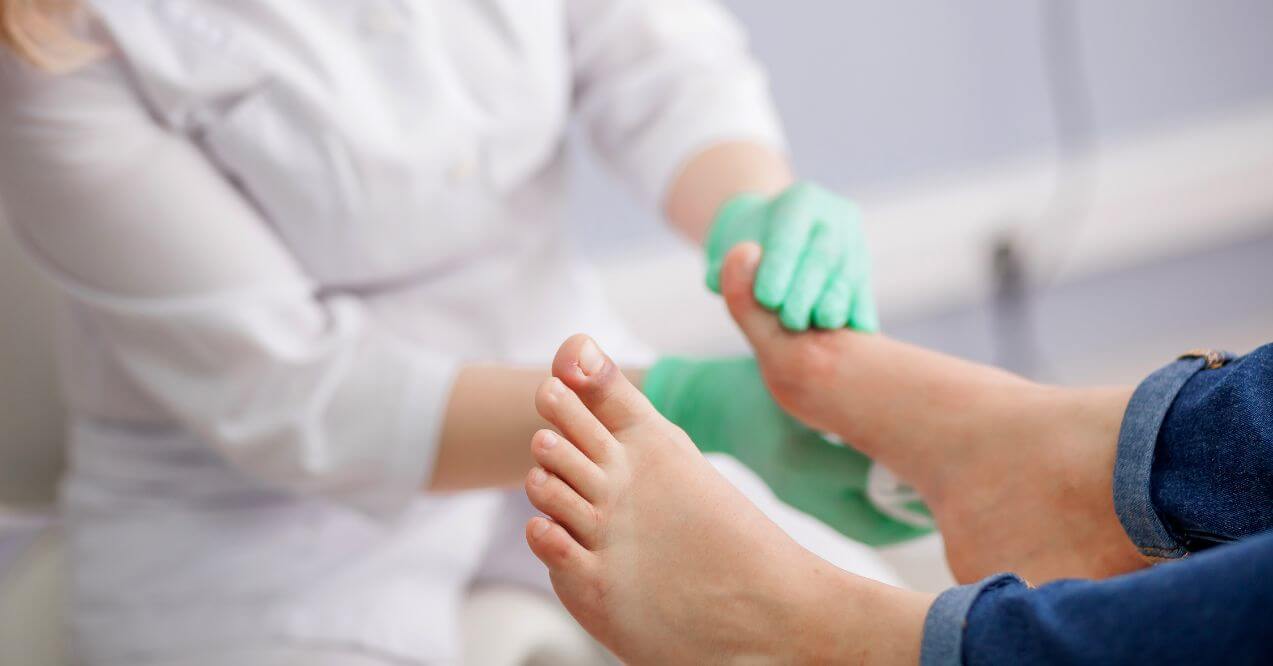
[0,0,784,663]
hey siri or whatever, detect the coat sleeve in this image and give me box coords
[0,55,454,517]
[566,0,788,207]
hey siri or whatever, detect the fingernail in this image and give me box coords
[538,431,558,449]
[531,518,550,538]
[577,338,604,376]
[529,467,548,486]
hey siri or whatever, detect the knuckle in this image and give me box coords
[551,538,575,561]
[527,478,557,503]
[534,381,556,411]
[589,423,614,448]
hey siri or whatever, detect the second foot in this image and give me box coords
[720,243,1148,584]
[525,334,933,665]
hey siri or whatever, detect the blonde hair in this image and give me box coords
[1,0,101,72]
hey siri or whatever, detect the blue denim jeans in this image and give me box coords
[921,343,1273,665]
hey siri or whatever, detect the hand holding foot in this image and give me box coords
[525,334,933,664]
[720,243,1147,584]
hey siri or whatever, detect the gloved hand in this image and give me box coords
[705,182,877,332]
[643,355,931,546]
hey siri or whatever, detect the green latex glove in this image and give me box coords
[644,355,931,546]
[705,182,877,332]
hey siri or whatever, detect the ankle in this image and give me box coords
[1058,385,1134,445]
[792,571,931,665]
[818,335,1036,460]
[1039,385,1135,512]
[1015,385,1131,476]
[867,375,1051,500]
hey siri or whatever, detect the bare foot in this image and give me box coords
[720,243,1147,585]
[524,334,933,664]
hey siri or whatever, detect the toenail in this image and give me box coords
[529,467,548,485]
[531,519,550,539]
[539,432,558,449]
[577,338,604,376]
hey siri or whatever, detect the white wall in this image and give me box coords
[569,0,1273,380]
[736,0,1273,188]
[568,0,1273,261]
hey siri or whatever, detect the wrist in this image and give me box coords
[664,140,793,242]
[704,192,770,293]
[715,190,771,222]
[707,190,768,242]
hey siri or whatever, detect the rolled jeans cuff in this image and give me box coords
[1112,350,1235,560]
[920,573,1024,666]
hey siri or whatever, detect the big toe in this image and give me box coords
[551,334,661,434]
[721,243,786,351]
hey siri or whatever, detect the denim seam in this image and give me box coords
[920,573,1024,666]
[1112,351,1234,560]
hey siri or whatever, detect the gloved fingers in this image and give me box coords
[848,280,880,333]
[811,267,852,330]
[754,187,817,309]
[705,194,769,295]
[839,225,877,332]
[778,222,839,331]
[721,242,787,350]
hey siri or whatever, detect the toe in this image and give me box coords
[526,516,595,571]
[536,378,616,463]
[722,243,786,349]
[526,467,600,547]
[550,334,661,434]
[532,429,607,501]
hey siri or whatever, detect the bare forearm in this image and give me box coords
[663,140,793,244]
[428,142,787,492]
[428,364,547,492]
[428,363,646,492]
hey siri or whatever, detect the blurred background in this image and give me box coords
[0,0,1271,633]
[0,2,1271,663]
[573,0,1273,383]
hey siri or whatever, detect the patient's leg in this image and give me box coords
[524,334,933,664]
[720,243,1146,584]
